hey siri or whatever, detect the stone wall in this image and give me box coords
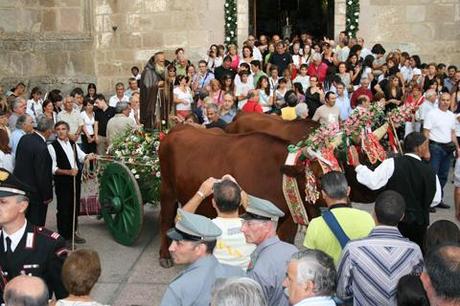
[0,0,95,94]
[358,0,460,66]
[93,0,225,93]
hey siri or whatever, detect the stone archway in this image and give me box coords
[236,0,346,45]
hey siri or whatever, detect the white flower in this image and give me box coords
[348,1,352,4]
[355,19,359,22]
[230,31,234,35]
[354,12,359,16]
[226,37,230,41]
[135,174,140,179]
[350,25,355,29]
[131,168,137,174]
[227,17,231,20]
[225,2,228,7]
[347,18,350,22]
[156,172,161,178]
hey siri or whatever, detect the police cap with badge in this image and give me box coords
[0,168,32,198]
[241,195,285,221]
[167,209,222,241]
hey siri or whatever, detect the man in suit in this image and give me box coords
[14,116,54,226]
[0,167,68,302]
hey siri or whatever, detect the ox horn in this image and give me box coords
[372,122,389,141]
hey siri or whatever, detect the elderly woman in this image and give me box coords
[56,249,107,306]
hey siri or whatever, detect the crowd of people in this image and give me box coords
[0,31,459,306]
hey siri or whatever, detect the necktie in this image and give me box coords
[5,237,12,256]
[247,252,257,272]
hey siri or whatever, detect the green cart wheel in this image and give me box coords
[99,161,144,246]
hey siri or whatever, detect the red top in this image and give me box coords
[242,100,263,113]
[307,62,328,83]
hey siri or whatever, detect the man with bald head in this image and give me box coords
[3,275,49,306]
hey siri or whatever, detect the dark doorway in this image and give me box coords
[249,0,335,40]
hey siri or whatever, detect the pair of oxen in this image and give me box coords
[158,112,384,267]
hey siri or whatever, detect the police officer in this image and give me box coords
[241,195,298,306]
[160,209,244,306]
[0,168,68,301]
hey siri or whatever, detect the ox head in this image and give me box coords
[282,121,390,206]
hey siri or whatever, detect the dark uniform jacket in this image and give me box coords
[0,222,68,301]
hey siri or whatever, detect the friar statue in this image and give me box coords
[140,52,172,129]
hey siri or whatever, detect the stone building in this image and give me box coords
[0,0,459,94]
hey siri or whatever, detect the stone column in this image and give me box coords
[335,0,346,40]
[237,0,249,47]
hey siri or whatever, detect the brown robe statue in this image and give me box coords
[140,54,171,129]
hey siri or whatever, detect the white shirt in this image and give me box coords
[80,111,95,135]
[108,95,129,107]
[234,73,254,88]
[400,66,413,83]
[293,75,310,93]
[424,108,456,143]
[129,108,140,124]
[417,101,438,122]
[337,46,350,62]
[360,47,372,60]
[294,296,336,306]
[48,138,87,174]
[173,87,193,111]
[0,151,14,172]
[235,81,254,109]
[212,217,255,271]
[355,153,441,206]
[26,98,43,123]
[2,221,27,252]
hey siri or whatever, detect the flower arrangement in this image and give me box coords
[344,103,385,138]
[301,122,341,151]
[106,127,162,204]
[388,103,417,126]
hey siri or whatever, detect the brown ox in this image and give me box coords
[225,112,380,204]
[225,112,319,144]
[158,125,319,267]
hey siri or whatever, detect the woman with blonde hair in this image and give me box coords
[227,43,240,72]
[209,79,224,105]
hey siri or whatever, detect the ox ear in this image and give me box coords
[280,164,305,177]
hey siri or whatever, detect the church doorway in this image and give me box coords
[248,0,335,40]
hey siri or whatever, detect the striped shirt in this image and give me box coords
[336,226,424,306]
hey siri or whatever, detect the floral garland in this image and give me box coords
[224,0,237,45]
[106,127,163,204]
[346,0,360,38]
[291,102,415,166]
[343,103,385,138]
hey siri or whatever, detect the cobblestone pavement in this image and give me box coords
[45,173,459,306]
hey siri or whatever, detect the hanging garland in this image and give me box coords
[346,0,360,38]
[224,0,237,45]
